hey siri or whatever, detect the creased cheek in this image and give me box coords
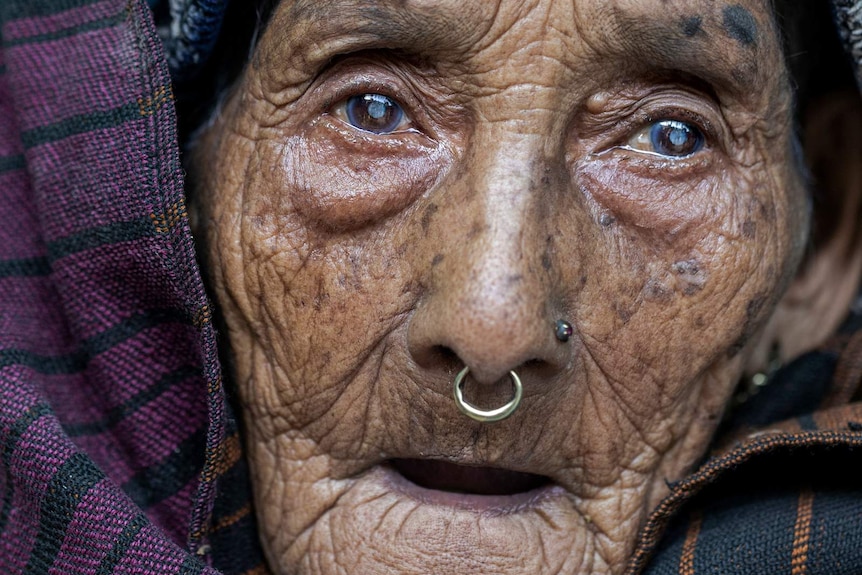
[280,127,446,230]
[575,154,744,241]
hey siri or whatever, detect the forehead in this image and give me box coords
[264,0,784,98]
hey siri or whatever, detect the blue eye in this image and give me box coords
[648,120,704,157]
[344,93,405,134]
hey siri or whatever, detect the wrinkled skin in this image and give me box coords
[192,0,811,573]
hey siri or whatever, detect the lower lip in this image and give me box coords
[377,463,568,515]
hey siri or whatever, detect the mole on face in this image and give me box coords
[680,15,703,37]
[722,4,757,47]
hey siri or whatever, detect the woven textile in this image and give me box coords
[0,1,266,573]
[1,1,862,574]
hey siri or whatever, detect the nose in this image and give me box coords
[407,137,573,387]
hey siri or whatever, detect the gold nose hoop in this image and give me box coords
[452,367,523,423]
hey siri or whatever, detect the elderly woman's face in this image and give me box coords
[195,0,808,572]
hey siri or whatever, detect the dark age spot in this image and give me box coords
[643,279,672,303]
[542,253,552,271]
[681,15,703,37]
[421,203,438,231]
[722,5,757,47]
[742,219,756,238]
[431,253,444,267]
[746,294,766,319]
[673,260,706,296]
[672,260,699,275]
[728,293,768,355]
[614,302,632,324]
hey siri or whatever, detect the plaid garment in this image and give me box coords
[0,1,861,574]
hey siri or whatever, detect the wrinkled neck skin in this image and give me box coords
[191,0,809,573]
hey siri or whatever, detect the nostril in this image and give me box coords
[410,345,460,370]
[433,346,459,365]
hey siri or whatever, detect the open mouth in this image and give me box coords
[389,458,552,496]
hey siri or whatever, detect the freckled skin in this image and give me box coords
[192,0,811,573]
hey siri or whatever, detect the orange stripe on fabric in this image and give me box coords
[149,199,188,234]
[790,489,814,575]
[678,511,703,575]
[211,502,252,533]
[240,564,273,575]
[137,84,174,116]
[200,432,243,483]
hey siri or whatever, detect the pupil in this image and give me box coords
[366,98,387,120]
[668,127,688,147]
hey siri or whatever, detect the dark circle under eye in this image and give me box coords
[649,120,704,157]
[344,94,405,134]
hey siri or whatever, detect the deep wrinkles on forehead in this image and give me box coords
[261,0,783,101]
[259,0,496,80]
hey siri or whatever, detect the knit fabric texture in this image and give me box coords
[1,1,862,575]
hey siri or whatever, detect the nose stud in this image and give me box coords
[453,367,522,423]
[555,319,573,342]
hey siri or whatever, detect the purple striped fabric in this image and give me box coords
[0,0,266,573]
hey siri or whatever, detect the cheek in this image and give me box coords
[569,153,796,401]
[206,133,433,415]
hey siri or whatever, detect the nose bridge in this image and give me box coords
[411,129,565,384]
[463,138,540,319]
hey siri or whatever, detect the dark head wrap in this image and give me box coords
[148,0,229,79]
[834,0,862,89]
